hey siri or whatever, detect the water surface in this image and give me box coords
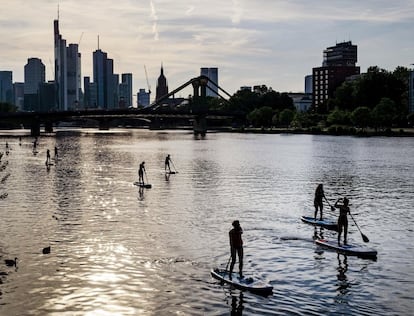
[0,130,413,315]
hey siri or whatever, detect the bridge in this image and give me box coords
[0,76,241,136]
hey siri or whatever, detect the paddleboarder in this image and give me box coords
[314,184,328,221]
[46,149,51,165]
[54,146,58,159]
[165,154,171,173]
[334,197,350,246]
[138,161,146,185]
[229,220,243,280]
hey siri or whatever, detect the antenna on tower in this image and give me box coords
[97,35,100,50]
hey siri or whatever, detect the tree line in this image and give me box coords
[209,66,413,133]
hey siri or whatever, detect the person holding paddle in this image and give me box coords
[138,161,146,185]
[165,154,171,173]
[314,184,328,220]
[229,220,243,280]
[334,197,350,246]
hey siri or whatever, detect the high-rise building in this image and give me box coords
[24,58,45,111]
[0,71,13,104]
[83,76,97,109]
[409,69,414,113]
[305,75,313,94]
[155,64,168,102]
[54,19,67,110]
[13,82,24,110]
[137,88,150,107]
[66,44,81,109]
[200,67,218,97]
[54,19,81,111]
[120,73,133,107]
[312,41,360,112]
[39,82,56,112]
[93,49,117,108]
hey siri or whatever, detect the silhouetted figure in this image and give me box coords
[229,220,243,280]
[54,146,58,159]
[165,154,171,172]
[46,149,51,165]
[335,197,350,246]
[314,184,328,220]
[138,161,146,185]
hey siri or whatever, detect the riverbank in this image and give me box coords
[214,126,414,137]
[0,126,413,137]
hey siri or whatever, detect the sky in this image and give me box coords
[1,0,413,103]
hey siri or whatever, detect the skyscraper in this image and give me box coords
[24,58,45,111]
[54,18,81,111]
[66,44,81,109]
[93,48,119,109]
[54,19,67,110]
[0,71,13,104]
[120,73,133,107]
[200,67,218,97]
[93,49,116,108]
[409,69,414,113]
[312,41,360,112]
[155,64,168,102]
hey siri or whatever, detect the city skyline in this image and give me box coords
[0,0,413,99]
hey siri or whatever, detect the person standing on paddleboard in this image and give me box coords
[46,149,51,165]
[229,220,243,280]
[138,161,146,185]
[165,154,171,173]
[335,197,350,246]
[314,184,328,220]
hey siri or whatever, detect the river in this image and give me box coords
[0,129,413,315]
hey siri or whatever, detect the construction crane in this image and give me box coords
[144,65,151,94]
[78,32,84,47]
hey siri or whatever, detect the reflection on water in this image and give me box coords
[0,129,413,315]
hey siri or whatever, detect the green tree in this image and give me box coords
[247,106,273,127]
[279,108,295,128]
[351,106,371,130]
[371,97,397,130]
[327,107,350,126]
[227,89,259,114]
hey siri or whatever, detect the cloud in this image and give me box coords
[150,0,159,41]
[1,0,413,95]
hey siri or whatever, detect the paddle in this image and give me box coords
[325,198,335,212]
[224,255,232,277]
[349,213,370,243]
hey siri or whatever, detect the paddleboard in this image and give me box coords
[315,239,377,258]
[301,216,338,231]
[133,182,152,189]
[211,268,273,295]
[166,171,176,174]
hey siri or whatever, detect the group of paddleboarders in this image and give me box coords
[137,155,176,185]
[314,183,350,246]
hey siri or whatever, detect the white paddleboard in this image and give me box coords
[315,239,377,259]
[211,268,273,295]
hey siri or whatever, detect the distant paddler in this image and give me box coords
[138,161,146,185]
[165,154,172,173]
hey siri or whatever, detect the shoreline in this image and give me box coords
[0,126,413,137]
